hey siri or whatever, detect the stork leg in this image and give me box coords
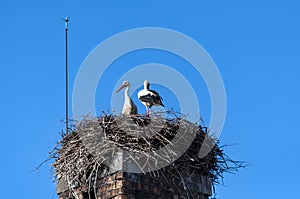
[145,106,149,117]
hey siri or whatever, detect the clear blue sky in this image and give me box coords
[1,0,300,198]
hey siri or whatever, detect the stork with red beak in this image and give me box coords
[116,81,138,115]
[138,80,164,115]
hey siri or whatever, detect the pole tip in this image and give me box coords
[63,17,70,31]
[63,16,70,22]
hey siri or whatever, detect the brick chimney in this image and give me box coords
[57,170,211,199]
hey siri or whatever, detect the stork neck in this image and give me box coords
[144,82,149,90]
[124,86,130,98]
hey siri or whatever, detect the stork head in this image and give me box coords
[116,81,130,93]
[144,80,150,89]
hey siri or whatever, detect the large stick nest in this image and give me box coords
[51,111,245,198]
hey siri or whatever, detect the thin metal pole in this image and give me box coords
[64,17,69,135]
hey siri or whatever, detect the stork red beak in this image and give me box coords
[116,84,125,93]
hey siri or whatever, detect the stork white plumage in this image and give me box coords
[116,81,138,115]
[138,80,164,115]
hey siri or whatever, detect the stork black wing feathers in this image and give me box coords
[139,92,164,107]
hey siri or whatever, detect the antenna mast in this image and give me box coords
[63,17,69,135]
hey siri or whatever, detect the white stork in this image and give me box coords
[138,80,164,115]
[116,81,138,115]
